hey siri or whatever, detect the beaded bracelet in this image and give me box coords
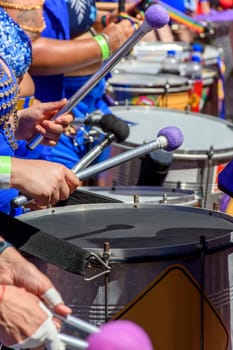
[93,33,111,61]
[0,156,11,189]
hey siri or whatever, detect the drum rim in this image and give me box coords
[109,106,233,159]
[19,204,233,262]
[78,186,197,205]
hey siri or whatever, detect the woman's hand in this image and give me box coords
[15,99,73,146]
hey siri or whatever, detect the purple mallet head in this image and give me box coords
[145,4,170,29]
[87,320,154,350]
[157,126,184,151]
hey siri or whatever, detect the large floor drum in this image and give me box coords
[94,106,233,209]
[19,204,233,350]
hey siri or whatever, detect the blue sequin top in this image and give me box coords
[0,7,32,79]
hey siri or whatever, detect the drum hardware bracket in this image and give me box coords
[83,252,112,281]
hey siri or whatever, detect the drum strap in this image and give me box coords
[0,211,90,275]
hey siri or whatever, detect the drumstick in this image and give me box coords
[27,4,170,151]
[11,126,184,208]
[56,315,154,350]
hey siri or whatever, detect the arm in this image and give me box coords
[30,20,135,76]
[10,158,80,206]
[0,239,70,348]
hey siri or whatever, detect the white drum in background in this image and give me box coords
[112,59,162,75]
[132,41,191,62]
[107,73,191,111]
[78,186,199,207]
[93,106,233,209]
[132,42,222,68]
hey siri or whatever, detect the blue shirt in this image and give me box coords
[32,0,70,102]
[65,0,97,38]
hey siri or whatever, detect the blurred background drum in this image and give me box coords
[131,41,191,62]
[92,106,233,209]
[107,73,191,111]
[108,44,220,116]
[19,204,233,350]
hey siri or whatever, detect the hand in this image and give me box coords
[0,285,65,350]
[0,244,71,316]
[10,158,80,206]
[15,99,73,146]
[104,19,135,53]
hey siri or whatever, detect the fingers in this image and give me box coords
[35,113,73,146]
[42,288,72,316]
[9,303,65,350]
[37,99,67,116]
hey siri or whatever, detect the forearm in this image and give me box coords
[30,37,103,75]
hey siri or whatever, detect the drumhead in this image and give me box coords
[108,106,233,159]
[132,41,190,62]
[79,186,197,205]
[133,42,220,67]
[19,204,233,261]
[108,73,190,92]
[112,59,162,75]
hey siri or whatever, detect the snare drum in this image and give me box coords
[19,204,233,350]
[94,106,233,209]
[107,73,191,111]
[77,186,199,207]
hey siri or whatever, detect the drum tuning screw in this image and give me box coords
[133,194,139,208]
[162,193,168,204]
[213,202,219,211]
[103,242,111,262]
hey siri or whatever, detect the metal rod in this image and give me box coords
[11,135,167,207]
[54,313,99,334]
[58,333,88,349]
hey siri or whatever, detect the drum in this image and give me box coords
[107,73,191,111]
[112,59,162,75]
[132,41,191,62]
[93,106,233,209]
[77,186,199,207]
[133,42,221,68]
[110,58,218,115]
[19,204,233,350]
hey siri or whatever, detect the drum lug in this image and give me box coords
[84,252,112,281]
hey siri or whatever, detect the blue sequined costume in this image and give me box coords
[0,7,32,215]
[0,8,32,80]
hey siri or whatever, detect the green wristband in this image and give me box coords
[0,156,11,188]
[93,33,111,61]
